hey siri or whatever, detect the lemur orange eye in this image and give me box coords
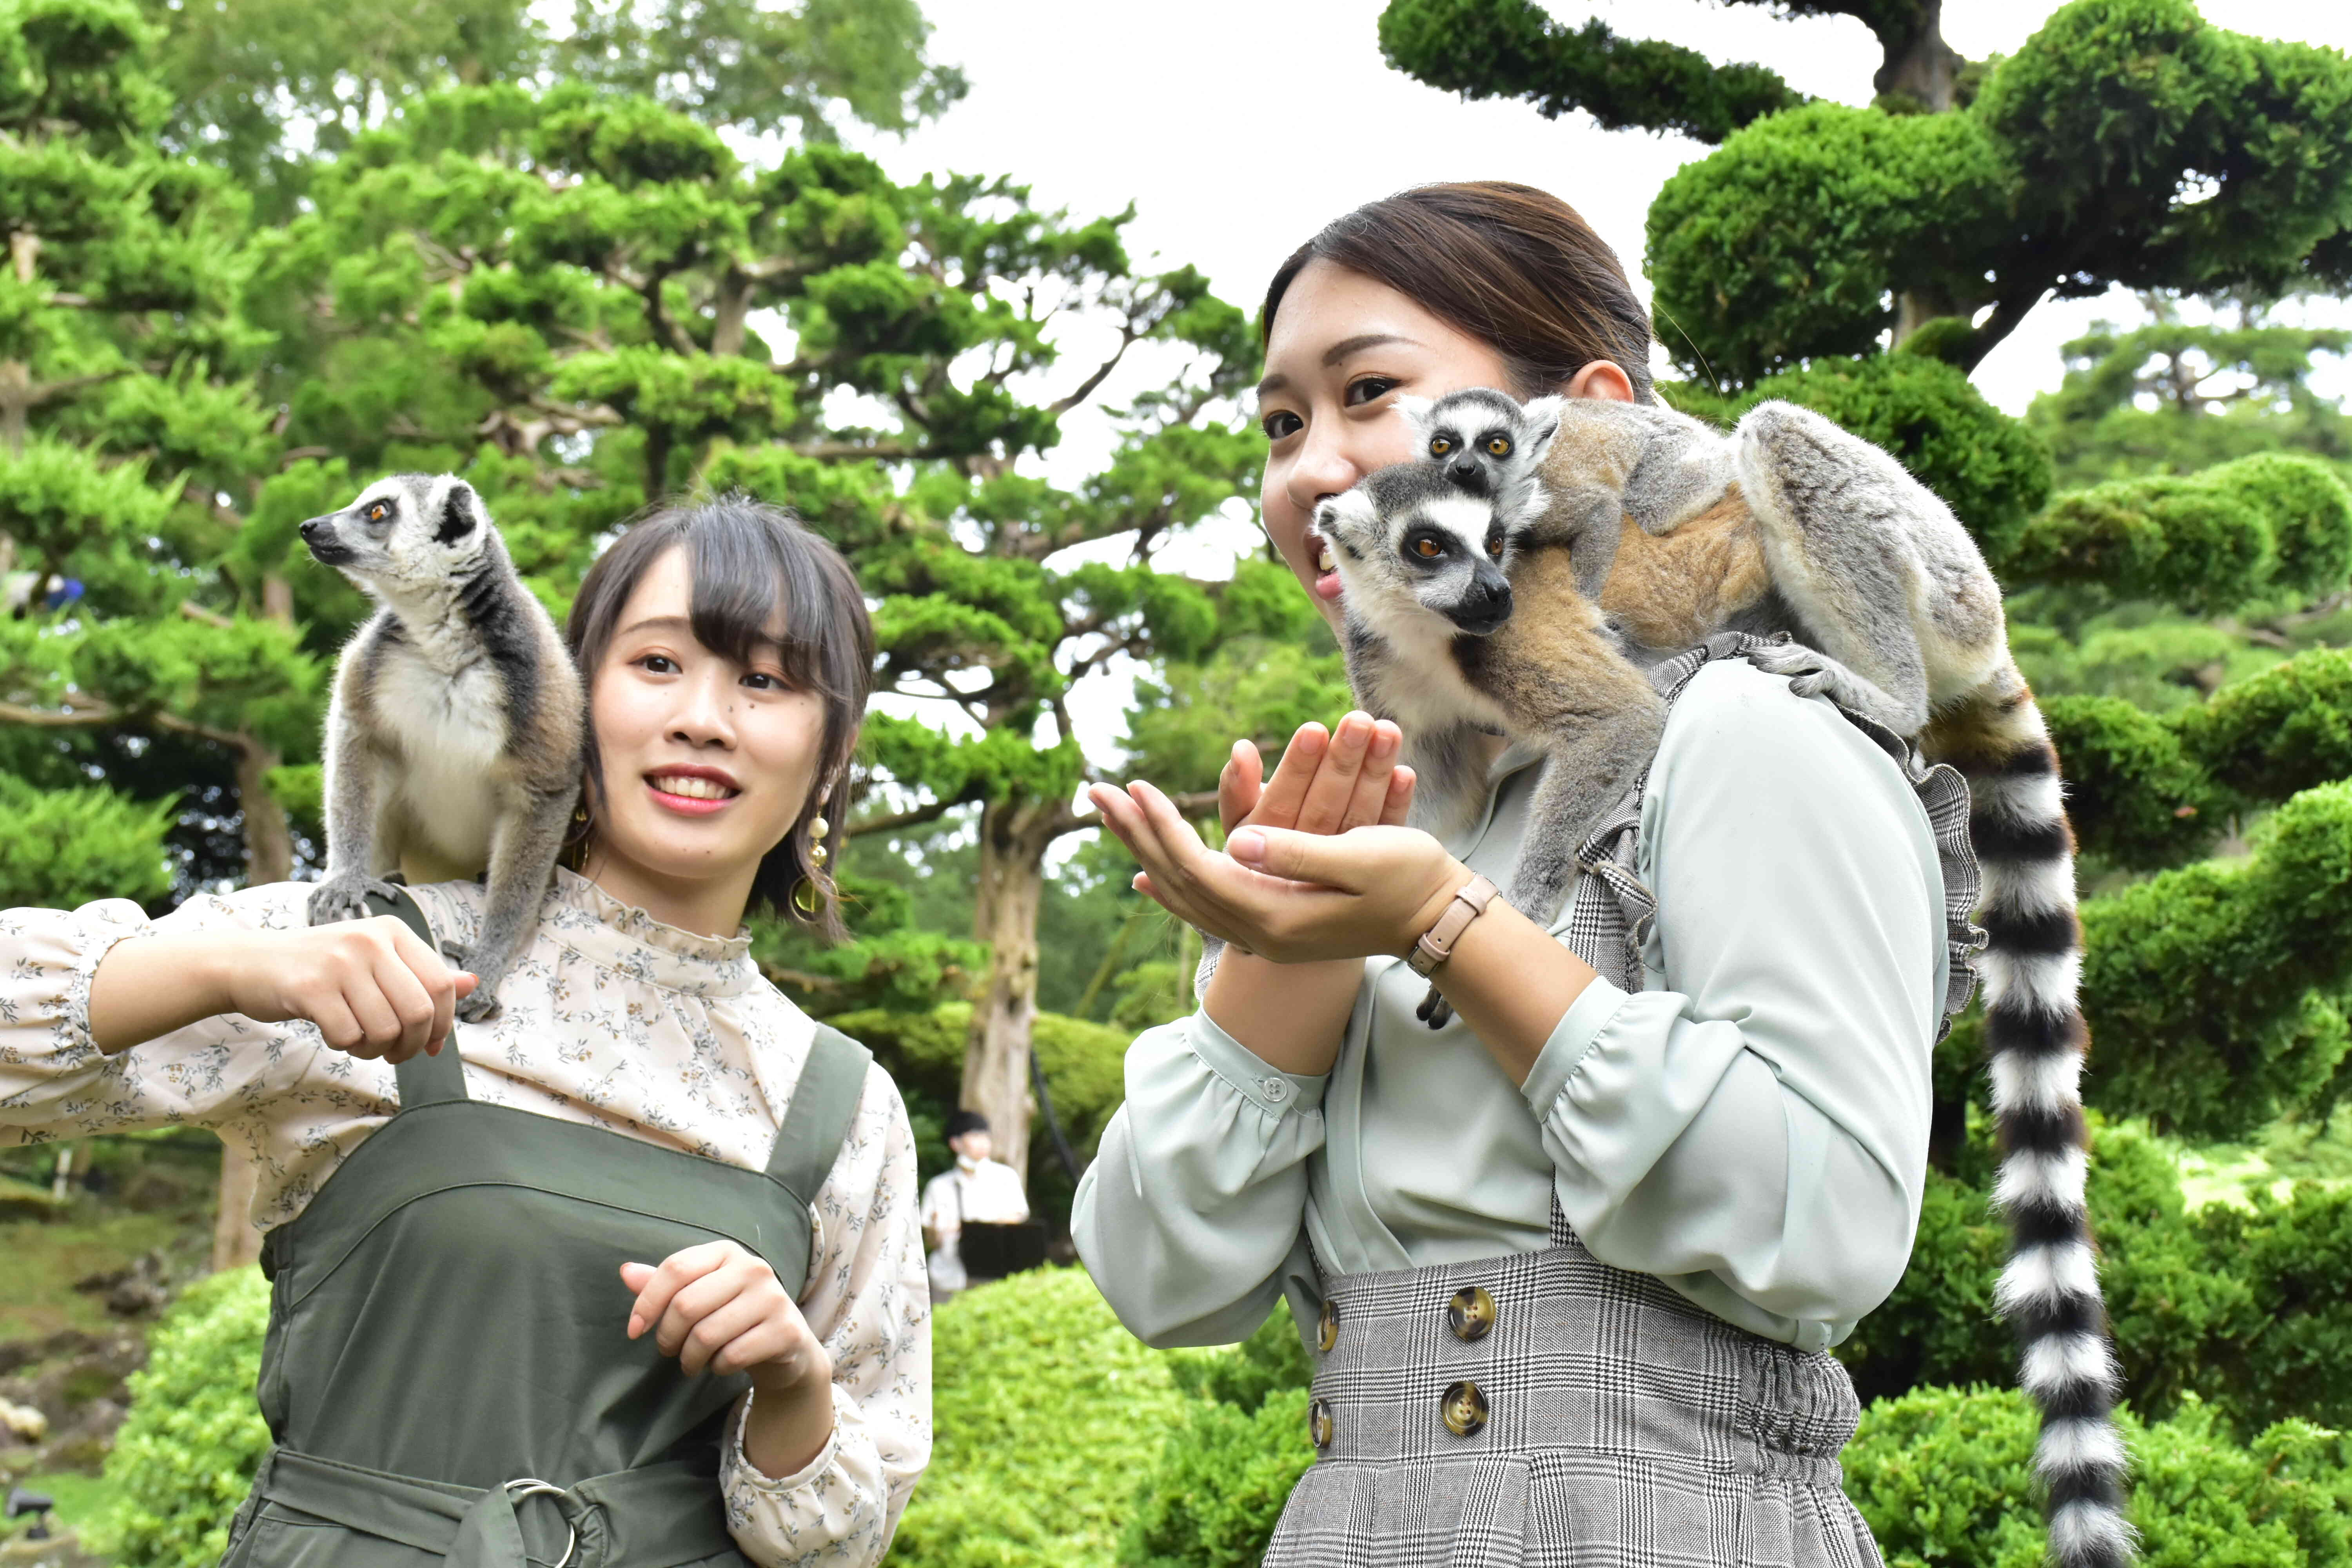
[366,503,387,521]
[1430,438,1450,456]
[1486,436,1511,456]
[1414,538,1443,558]
[1486,537,1504,558]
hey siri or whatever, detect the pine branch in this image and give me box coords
[1378,0,1806,146]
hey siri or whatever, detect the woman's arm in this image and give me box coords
[1096,663,1943,1341]
[713,1065,931,1568]
[2,889,466,1145]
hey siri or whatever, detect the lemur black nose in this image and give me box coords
[1448,459,1488,494]
[298,518,324,541]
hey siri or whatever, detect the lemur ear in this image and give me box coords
[1392,394,1434,439]
[1518,395,1565,462]
[434,480,479,546]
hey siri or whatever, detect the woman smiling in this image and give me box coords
[0,498,927,1568]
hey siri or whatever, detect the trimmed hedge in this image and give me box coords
[889,1265,1192,1567]
[93,1264,271,1568]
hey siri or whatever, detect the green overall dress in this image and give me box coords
[217,888,875,1568]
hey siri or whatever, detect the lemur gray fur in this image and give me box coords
[301,474,586,1024]
[1349,387,2128,1568]
[1309,409,1669,977]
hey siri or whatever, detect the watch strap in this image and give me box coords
[1406,874,1499,976]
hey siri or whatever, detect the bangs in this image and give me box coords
[682,497,844,700]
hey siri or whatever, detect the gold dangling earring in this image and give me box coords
[791,810,831,918]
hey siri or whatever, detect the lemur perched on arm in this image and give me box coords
[300,474,586,1023]
[1323,387,2129,1568]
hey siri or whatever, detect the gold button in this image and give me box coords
[1447,1285,1495,1342]
[1309,1397,1334,1448]
[1442,1379,1488,1438]
[1317,1299,1338,1353]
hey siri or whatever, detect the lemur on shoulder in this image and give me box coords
[300,474,586,1023]
[1319,386,2129,1568]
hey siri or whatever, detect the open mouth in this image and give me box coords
[645,771,741,816]
[1309,532,1341,602]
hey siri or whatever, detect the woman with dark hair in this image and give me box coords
[1074,183,1962,1565]
[0,497,928,1567]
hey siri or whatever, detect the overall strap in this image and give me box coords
[360,884,470,1109]
[764,1024,874,1205]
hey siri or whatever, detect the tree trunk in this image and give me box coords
[959,795,1059,1180]
[1873,0,1961,112]
[1895,284,1961,347]
[234,738,294,885]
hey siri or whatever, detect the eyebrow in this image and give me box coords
[1254,332,1424,403]
[619,613,789,659]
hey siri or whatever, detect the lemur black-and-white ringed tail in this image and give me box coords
[300,473,586,1024]
[1518,392,2131,1568]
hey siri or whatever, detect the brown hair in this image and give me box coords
[1261,181,1655,402]
[562,495,875,940]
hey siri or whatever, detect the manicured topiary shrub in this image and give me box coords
[889,1265,1192,1568]
[1119,1387,1312,1568]
[93,1265,270,1568]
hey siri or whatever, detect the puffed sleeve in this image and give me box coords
[718,1064,931,1567]
[1518,661,1945,1350]
[1071,1005,1332,1348]
[0,884,323,1143]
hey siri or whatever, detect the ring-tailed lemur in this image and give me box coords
[1372,388,2127,1568]
[1309,417,1667,952]
[301,474,586,1024]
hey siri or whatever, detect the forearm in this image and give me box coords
[740,1367,836,1480]
[1200,950,1361,1074]
[1424,900,1599,1087]
[85,932,247,1056]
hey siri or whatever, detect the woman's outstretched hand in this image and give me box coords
[1090,777,1472,965]
[1217,711,1416,838]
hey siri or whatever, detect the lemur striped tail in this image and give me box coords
[1926,664,2134,1568]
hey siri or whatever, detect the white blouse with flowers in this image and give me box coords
[0,866,930,1568]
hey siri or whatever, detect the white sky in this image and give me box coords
[819,0,2352,828]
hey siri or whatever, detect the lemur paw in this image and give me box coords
[307,877,401,927]
[1417,984,1455,1031]
[444,945,506,1023]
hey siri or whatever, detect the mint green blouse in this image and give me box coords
[1071,659,1947,1354]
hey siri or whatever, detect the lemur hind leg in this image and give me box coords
[450,782,572,1022]
[1734,401,1935,737]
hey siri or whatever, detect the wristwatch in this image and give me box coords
[1405,874,1499,977]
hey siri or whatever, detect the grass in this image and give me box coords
[2164,1100,2352,1210]
[0,1467,119,1549]
[0,1208,210,1346]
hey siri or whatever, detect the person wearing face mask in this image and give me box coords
[918,1111,1031,1300]
[0,499,929,1568]
[1074,184,1971,1568]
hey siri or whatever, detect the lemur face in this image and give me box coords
[1396,388,1564,505]
[1312,464,1516,637]
[300,474,488,592]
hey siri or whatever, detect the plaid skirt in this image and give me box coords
[1263,1200,1886,1568]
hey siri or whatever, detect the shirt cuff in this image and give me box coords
[1520,975,1632,1113]
[1187,1005,1329,1116]
[724,1384,845,1494]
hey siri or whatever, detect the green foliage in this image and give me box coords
[92,1265,270,1568]
[1165,1307,1315,1416]
[1664,354,2053,559]
[1848,1385,2352,1568]
[889,1266,1193,1568]
[2003,454,2352,615]
[1118,1388,1313,1568]
[1634,0,2352,384]
[827,1001,1127,1193]
[1377,0,1803,145]
[2028,310,2352,489]
[2195,1183,2352,1433]
[0,770,178,907]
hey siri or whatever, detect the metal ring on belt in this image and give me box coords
[503,1478,577,1568]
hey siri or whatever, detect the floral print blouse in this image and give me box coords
[0,866,930,1568]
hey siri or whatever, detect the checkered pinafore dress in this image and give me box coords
[1259,635,1985,1568]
